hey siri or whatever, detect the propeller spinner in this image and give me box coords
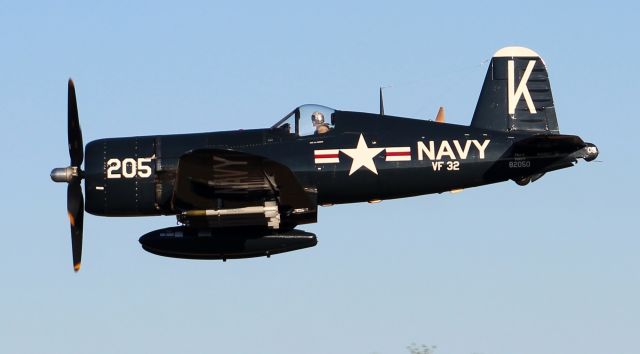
[51,79,85,272]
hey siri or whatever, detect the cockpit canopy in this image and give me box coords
[272,104,336,136]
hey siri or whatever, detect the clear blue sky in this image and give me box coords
[1,1,638,354]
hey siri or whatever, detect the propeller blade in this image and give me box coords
[67,182,84,272]
[435,106,445,123]
[68,79,83,167]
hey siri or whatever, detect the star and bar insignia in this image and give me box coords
[314,134,411,175]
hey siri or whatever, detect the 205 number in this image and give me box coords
[106,158,153,179]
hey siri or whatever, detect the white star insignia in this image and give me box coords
[341,134,384,175]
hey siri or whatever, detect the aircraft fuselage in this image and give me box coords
[83,111,579,218]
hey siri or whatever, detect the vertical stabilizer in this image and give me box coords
[471,47,559,133]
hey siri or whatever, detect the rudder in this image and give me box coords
[471,47,559,134]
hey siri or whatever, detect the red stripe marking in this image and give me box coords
[386,151,411,157]
[315,153,339,158]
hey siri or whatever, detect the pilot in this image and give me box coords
[312,111,330,134]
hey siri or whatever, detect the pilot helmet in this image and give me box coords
[311,111,325,125]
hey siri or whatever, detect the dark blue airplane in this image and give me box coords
[51,46,598,271]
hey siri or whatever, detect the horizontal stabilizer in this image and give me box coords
[512,134,585,155]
